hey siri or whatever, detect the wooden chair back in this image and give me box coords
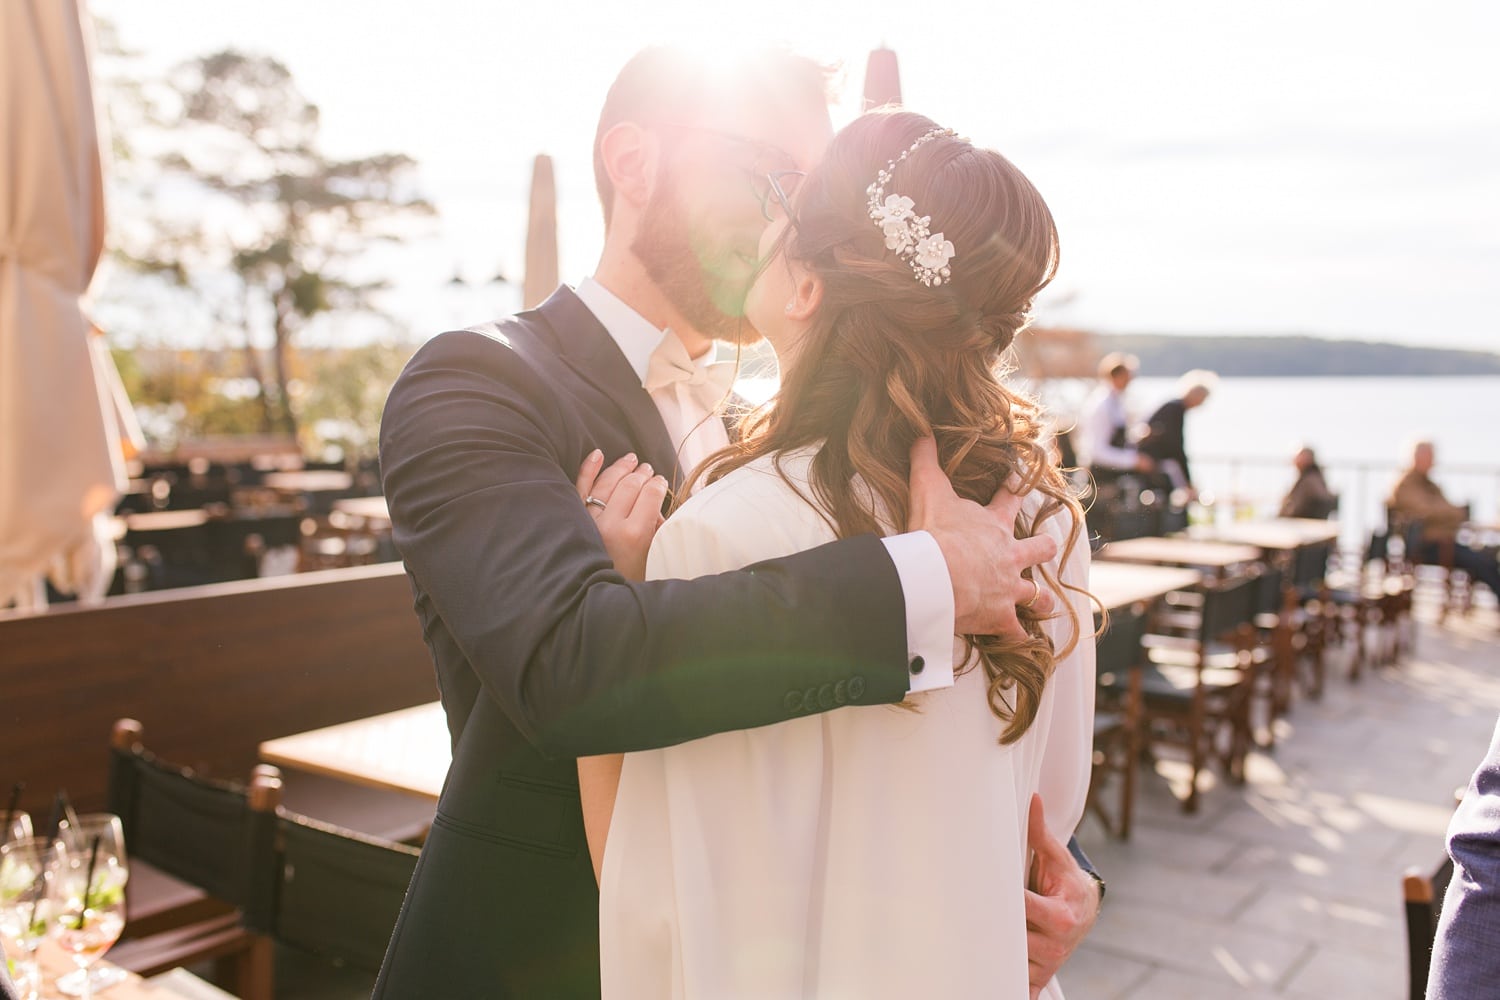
[1403,853,1454,1000]
[242,801,419,974]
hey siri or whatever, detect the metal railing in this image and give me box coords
[1188,455,1500,551]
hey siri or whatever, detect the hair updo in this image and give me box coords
[694,109,1086,744]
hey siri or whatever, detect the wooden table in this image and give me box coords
[262,470,353,494]
[120,509,212,533]
[32,940,235,999]
[260,702,450,801]
[1096,536,1262,577]
[1089,561,1202,612]
[331,495,391,526]
[1185,518,1340,551]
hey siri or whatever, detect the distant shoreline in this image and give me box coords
[1095,334,1500,377]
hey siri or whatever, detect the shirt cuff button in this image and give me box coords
[909,655,926,675]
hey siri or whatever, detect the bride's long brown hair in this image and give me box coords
[690,109,1087,744]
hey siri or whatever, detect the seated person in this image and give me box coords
[1279,446,1337,520]
[1389,440,1500,601]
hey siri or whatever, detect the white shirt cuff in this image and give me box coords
[881,531,956,693]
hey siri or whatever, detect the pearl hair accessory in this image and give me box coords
[865,127,961,287]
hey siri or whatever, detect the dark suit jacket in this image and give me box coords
[1138,398,1191,486]
[372,287,913,998]
[1429,716,1500,998]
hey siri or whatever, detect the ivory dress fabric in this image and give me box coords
[599,448,1095,999]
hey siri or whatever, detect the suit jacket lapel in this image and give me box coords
[535,287,683,484]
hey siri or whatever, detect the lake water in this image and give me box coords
[736,374,1500,545]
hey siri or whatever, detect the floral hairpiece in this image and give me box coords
[865,127,961,287]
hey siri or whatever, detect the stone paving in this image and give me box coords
[1066,598,1500,999]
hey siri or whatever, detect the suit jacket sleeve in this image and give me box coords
[1429,716,1500,998]
[380,331,911,759]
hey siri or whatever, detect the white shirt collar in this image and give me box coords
[575,277,714,386]
[575,277,663,385]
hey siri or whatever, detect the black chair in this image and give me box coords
[1364,529,1416,665]
[105,720,276,997]
[1403,852,1455,1000]
[237,771,420,985]
[1092,606,1148,839]
[1390,505,1472,623]
[1137,574,1263,812]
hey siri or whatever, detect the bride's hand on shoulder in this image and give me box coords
[574,449,669,582]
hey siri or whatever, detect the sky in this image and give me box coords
[88,0,1500,351]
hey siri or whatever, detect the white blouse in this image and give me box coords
[599,449,1095,999]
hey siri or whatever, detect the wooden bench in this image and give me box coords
[0,563,439,839]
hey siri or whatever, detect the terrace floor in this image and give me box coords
[1067,595,1500,999]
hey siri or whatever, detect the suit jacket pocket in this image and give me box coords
[434,772,583,859]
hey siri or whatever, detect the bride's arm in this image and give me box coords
[573,452,669,884]
[1024,504,1101,994]
[579,755,624,885]
[1035,506,1096,838]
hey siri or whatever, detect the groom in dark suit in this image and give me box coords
[375,47,1098,998]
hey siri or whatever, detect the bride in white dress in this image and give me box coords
[581,110,1095,999]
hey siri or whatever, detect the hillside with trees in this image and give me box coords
[1097,335,1500,376]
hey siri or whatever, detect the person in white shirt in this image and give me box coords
[581,109,1096,999]
[1078,351,1152,487]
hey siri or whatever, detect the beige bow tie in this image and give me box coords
[643,331,737,412]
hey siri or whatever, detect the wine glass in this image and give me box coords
[0,837,65,1000]
[52,815,128,999]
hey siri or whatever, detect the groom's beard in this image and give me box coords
[632,164,763,345]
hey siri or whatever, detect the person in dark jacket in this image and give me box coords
[1428,715,1500,998]
[1138,369,1216,499]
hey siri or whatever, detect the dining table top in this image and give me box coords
[261,470,354,493]
[32,940,234,999]
[119,509,212,533]
[1184,517,1341,551]
[1095,535,1264,570]
[331,495,391,524]
[259,702,450,801]
[1088,560,1203,612]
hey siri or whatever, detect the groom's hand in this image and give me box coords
[907,436,1056,639]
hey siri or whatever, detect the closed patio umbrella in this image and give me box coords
[863,48,902,109]
[0,0,136,610]
[522,153,558,310]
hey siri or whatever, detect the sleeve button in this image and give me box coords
[909,655,926,675]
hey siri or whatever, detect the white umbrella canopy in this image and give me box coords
[0,0,135,610]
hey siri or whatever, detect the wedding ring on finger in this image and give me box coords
[585,496,607,511]
[1022,576,1041,609]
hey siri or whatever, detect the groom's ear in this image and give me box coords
[786,270,823,322]
[598,123,656,222]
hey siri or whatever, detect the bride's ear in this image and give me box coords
[785,269,823,322]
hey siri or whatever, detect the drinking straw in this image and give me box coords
[76,834,101,930]
[2,781,20,833]
[44,793,63,841]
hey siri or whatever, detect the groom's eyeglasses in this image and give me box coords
[756,170,805,223]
